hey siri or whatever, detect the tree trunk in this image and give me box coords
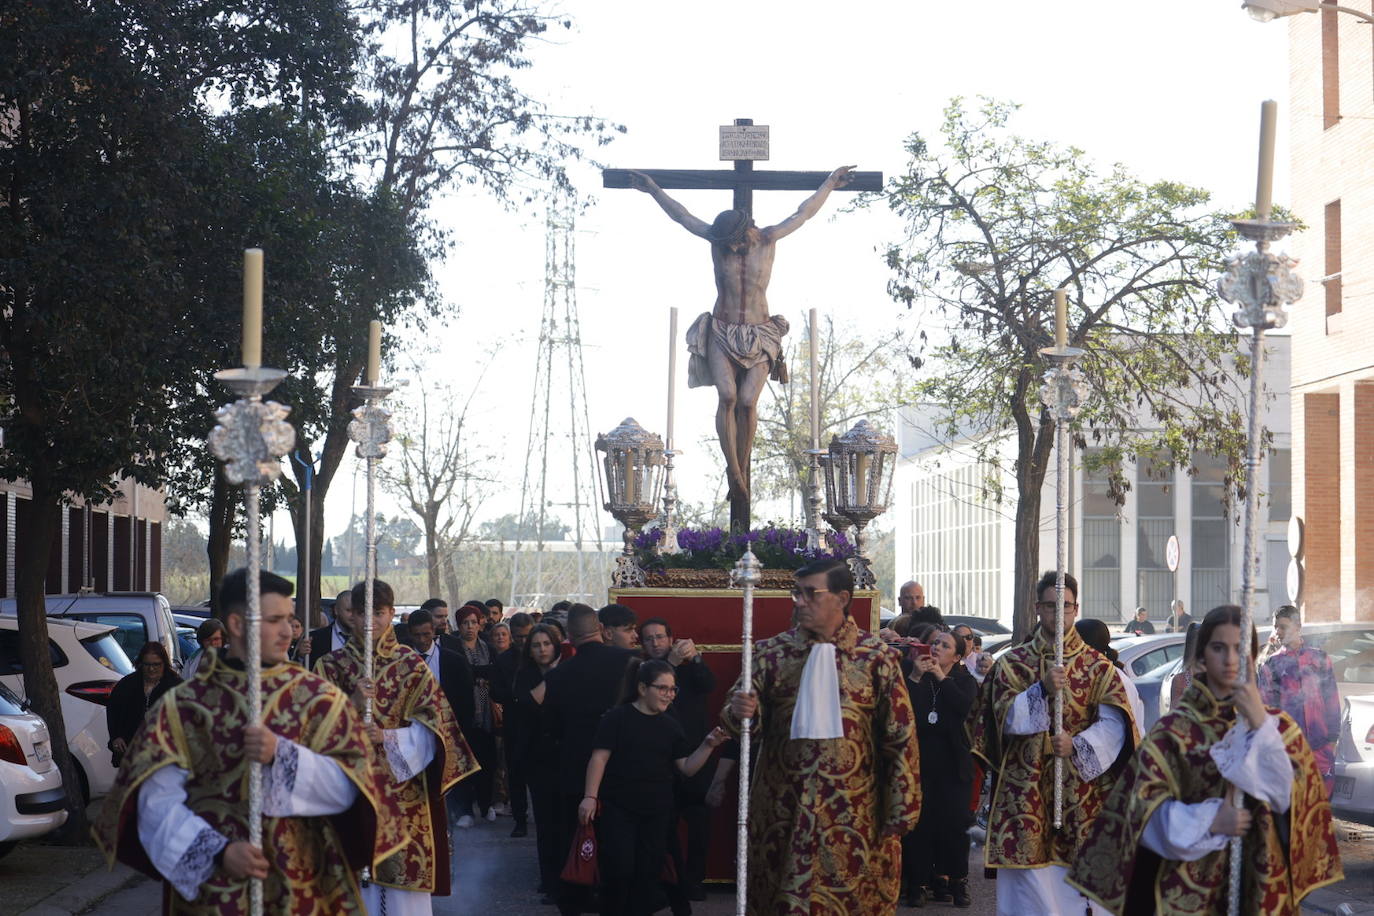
[441,544,461,607]
[288,479,328,628]
[287,356,365,627]
[424,513,441,599]
[18,482,89,841]
[206,471,236,617]
[1010,370,1057,641]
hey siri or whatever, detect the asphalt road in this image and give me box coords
[54,812,1372,915]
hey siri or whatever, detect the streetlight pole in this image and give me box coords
[1242,0,1374,25]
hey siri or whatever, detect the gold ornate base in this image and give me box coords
[641,567,797,590]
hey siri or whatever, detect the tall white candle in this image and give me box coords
[1054,289,1068,351]
[242,249,264,368]
[810,308,820,451]
[366,320,381,384]
[1256,100,1277,222]
[667,308,678,450]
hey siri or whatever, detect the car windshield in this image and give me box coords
[82,632,135,676]
[0,679,25,715]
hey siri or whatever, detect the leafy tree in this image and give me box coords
[0,0,358,837]
[280,0,623,621]
[479,511,571,543]
[382,381,495,598]
[330,513,423,574]
[877,98,1248,638]
[753,316,914,518]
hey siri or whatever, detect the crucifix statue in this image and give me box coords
[604,119,880,532]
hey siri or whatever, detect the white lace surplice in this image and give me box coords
[1141,714,1293,861]
[137,735,358,901]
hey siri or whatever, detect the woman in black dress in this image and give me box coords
[510,623,564,898]
[105,641,181,766]
[903,627,977,908]
[579,659,726,916]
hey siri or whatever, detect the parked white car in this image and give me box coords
[0,617,133,801]
[1,592,182,673]
[0,679,67,858]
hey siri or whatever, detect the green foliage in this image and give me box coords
[875,98,1254,633]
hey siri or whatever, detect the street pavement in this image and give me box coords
[10,811,1372,914]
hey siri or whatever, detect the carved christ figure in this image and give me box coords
[630,165,855,502]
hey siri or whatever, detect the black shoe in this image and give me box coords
[903,885,926,908]
[930,876,952,903]
[510,822,528,838]
[951,877,971,908]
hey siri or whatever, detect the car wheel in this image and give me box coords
[0,841,15,861]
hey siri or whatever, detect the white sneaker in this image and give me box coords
[456,815,474,829]
[485,808,497,823]
[492,803,510,816]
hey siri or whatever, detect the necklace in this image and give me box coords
[927,676,943,724]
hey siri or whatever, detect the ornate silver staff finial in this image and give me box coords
[1216,215,1301,916]
[730,544,761,916]
[347,383,394,730]
[1038,338,1089,833]
[209,364,294,916]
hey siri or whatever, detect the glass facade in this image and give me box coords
[1136,453,1175,618]
[908,464,1002,618]
[1081,452,1121,621]
[1191,452,1233,609]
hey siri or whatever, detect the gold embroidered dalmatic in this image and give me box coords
[315,625,477,894]
[720,617,921,915]
[1068,678,1343,915]
[971,624,1137,870]
[92,652,392,915]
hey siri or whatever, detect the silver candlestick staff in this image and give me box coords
[729,546,761,916]
[1216,170,1302,916]
[348,382,394,726]
[1038,297,1089,831]
[208,366,295,916]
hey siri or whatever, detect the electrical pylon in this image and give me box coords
[510,207,606,608]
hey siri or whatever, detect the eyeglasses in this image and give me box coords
[1035,601,1080,611]
[649,684,678,695]
[790,586,832,601]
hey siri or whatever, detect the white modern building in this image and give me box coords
[892,338,1292,629]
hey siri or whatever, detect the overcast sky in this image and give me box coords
[283,0,1293,550]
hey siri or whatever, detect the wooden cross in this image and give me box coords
[602,119,881,534]
[603,118,882,222]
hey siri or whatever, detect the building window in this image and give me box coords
[1136,454,1174,621]
[908,465,1000,618]
[1323,1,1341,129]
[1267,448,1291,522]
[1082,453,1121,621]
[1325,200,1342,318]
[1192,452,1232,609]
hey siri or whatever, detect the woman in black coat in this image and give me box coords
[903,627,977,908]
[510,624,565,899]
[106,641,181,766]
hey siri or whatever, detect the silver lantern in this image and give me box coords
[822,419,897,589]
[595,418,666,588]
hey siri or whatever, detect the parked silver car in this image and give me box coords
[0,680,67,858]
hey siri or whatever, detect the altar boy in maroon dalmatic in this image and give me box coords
[94,569,394,915]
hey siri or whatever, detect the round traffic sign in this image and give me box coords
[1286,558,1304,604]
[1287,516,1304,560]
[1165,535,1181,573]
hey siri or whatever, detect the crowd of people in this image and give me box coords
[89,561,1346,915]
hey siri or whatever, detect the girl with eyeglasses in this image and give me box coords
[578,659,728,915]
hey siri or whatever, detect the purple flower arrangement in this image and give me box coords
[633,523,855,571]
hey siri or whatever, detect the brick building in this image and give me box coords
[0,480,165,598]
[1286,5,1374,621]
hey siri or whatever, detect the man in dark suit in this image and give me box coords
[307,589,354,668]
[406,607,477,828]
[534,603,637,914]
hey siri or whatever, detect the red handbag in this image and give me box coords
[560,819,600,886]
